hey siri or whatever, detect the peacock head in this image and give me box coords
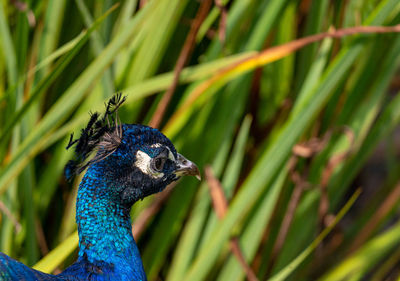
[66,94,200,206]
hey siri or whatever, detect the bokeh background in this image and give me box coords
[1,0,400,280]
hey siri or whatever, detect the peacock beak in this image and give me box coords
[174,153,201,180]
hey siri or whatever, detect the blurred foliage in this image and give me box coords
[1,0,400,280]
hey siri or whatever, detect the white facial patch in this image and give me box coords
[167,148,175,161]
[150,143,162,148]
[135,150,164,179]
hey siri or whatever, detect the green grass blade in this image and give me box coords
[319,217,400,281]
[32,231,78,273]
[183,41,362,281]
[75,0,114,96]
[0,4,118,144]
[269,189,361,281]
[0,2,155,193]
[183,2,398,277]
[217,168,287,281]
[0,2,17,85]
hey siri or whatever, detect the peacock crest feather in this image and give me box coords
[65,93,126,178]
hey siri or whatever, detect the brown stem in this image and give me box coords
[0,200,21,233]
[214,0,227,43]
[132,182,177,239]
[268,170,308,273]
[139,0,147,9]
[349,181,400,253]
[11,0,36,26]
[149,0,213,128]
[318,127,354,228]
[165,24,400,131]
[205,166,259,281]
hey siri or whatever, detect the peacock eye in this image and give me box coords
[152,157,166,172]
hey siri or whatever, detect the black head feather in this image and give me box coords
[65,93,126,180]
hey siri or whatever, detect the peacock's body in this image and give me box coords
[0,95,200,281]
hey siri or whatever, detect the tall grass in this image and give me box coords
[1,0,400,280]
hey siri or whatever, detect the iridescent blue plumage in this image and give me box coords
[0,96,200,280]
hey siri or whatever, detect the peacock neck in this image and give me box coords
[75,168,146,279]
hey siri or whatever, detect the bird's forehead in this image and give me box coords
[121,124,177,157]
[148,143,175,160]
[132,143,174,161]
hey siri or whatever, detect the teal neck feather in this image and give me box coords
[75,166,146,279]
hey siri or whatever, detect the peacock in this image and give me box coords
[0,94,200,280]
